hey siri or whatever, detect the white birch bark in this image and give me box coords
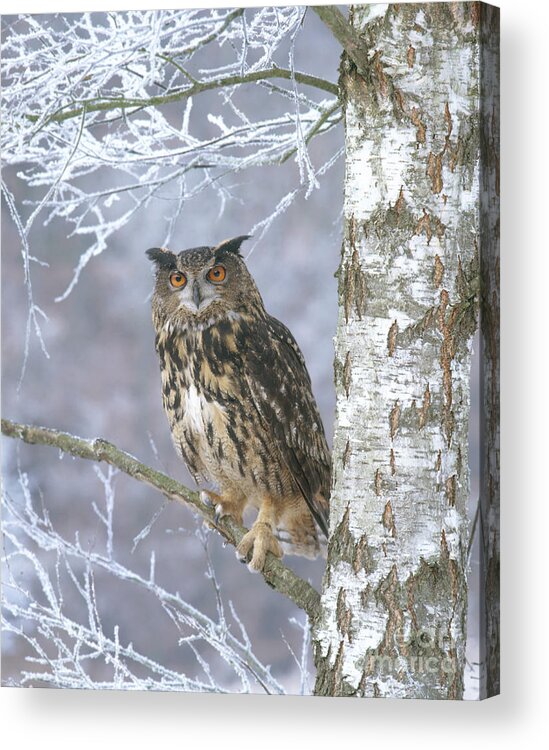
[313,2,489,699]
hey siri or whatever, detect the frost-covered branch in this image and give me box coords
[2,482,288,692]
[1,418,322,621]
[28,67,339,126]
[1,8,341,303]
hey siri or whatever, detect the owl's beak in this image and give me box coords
[192,281,203,310]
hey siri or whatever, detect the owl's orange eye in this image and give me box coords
[169,272,187,288]
[207,265,226,284]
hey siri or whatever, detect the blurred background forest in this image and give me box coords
[1,5,480,695]
[1,7,343,691]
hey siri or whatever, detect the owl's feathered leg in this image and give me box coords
[236,496,282,572]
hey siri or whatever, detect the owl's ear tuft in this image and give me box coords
[146,247,176,268]
[213,235,251,259]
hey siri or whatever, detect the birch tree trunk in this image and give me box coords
[313,2,497,699]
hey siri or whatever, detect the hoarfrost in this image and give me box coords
[2,476,309,693]
[1,8,341,360]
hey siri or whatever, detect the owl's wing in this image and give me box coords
[244,314,331,538]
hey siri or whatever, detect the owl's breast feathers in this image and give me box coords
[154,308,331,537]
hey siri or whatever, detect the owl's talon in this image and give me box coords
[235,548,249,564]
[200,491,214,508]
[236,522,282,572]
[235,546,257,572]
[214,503,226,526]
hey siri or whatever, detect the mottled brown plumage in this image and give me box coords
[146,236,330,570]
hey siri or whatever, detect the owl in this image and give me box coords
[146,235,330,571]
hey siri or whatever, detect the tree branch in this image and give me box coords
[312,5,369,72]
[1,418,321,622]
[172,7,245,59]
[28,68,339,127]
[280,101,342,164]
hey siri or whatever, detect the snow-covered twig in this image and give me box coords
[2,474,292,693]
[2,8,341,320]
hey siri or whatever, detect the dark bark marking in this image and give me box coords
[387,319,398,356]
[336,588,353,641]
[341,215,368,322]
[382,500,397,538]
[414,208,446,245]
[389,400,401,440]
[427,151,443,193]
[374,468,383,496]
[446,474,456,507]
[433,254,444,287]
[327,505,355,567]
[352,534,372,574]
[407,44,416,68]
[419,383,431,430]
[444,101,453,138]
[342,351,352,397]
[342,438,351,469]
[394,186,406,214]
[411,107,426,144]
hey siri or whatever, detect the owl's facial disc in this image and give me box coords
[172,267,226,314]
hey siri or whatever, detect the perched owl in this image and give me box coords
[146,236,330,571]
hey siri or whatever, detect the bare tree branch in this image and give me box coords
[28,67,339,127]
[2,9,342,308]
[1,418,321,622]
